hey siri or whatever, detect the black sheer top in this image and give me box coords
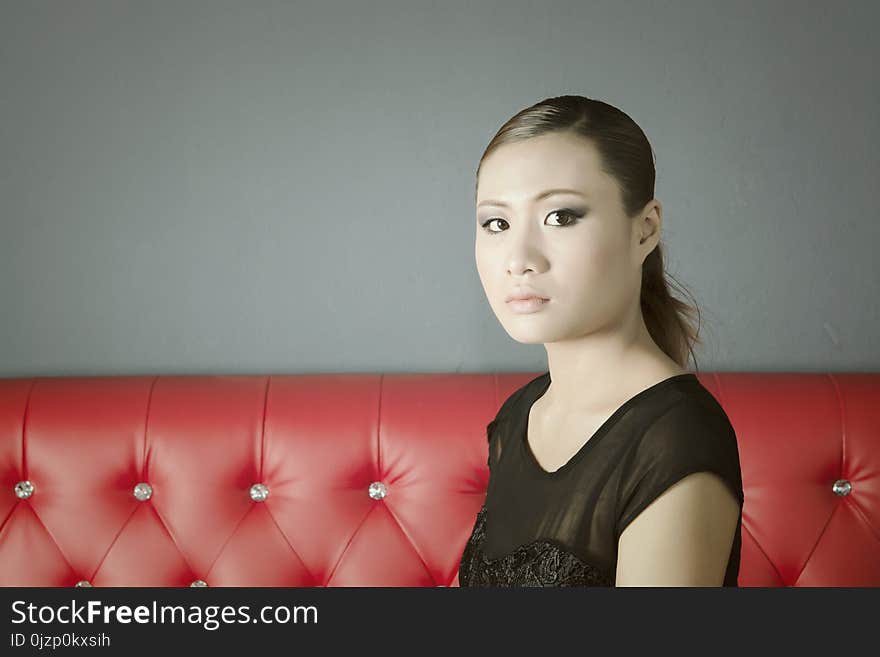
[458,371,744,587]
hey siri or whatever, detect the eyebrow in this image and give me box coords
[477,188,586,209]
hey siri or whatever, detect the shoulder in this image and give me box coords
[632,385,740,466]
[614,389,744,570]
[485,371,548,441]
[616,390,744,531]
[491,371,548,423]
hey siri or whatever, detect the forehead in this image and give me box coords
[477,132,615,204]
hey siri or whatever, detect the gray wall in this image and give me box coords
[1,0,877,377]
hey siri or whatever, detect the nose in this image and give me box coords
[506,227,545,276]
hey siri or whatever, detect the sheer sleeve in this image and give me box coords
[485,383,531,470]
[615,397,744,541]
[487,418,501,468]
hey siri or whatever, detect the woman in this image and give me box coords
[457,95,744,587]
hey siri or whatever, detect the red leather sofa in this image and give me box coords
[1,372,878,586]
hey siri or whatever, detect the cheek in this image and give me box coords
[474,246,489,281]
[593,243,628,281]
[561,238,613,283]
[561,239,631,304]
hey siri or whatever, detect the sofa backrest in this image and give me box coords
[1,372,877,586]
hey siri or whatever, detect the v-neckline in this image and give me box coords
[520,371,697,476]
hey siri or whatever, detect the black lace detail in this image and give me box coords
[459,505,614,587]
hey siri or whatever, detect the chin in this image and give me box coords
[503,326,550,344]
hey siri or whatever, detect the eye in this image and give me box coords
[480,217,508,234]
[546,209,582,227]
[479,209,585,235]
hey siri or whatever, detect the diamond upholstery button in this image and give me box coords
[75,580,92,587]
[14,480,34,499]
[832,479,852,496]
[190,580,208,587]
[249,483,270,502]
[133,482,153,501]
[368,481,387,500]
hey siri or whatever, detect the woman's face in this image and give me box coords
[475,131,654,345]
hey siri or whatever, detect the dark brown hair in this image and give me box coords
[475,95,703,371]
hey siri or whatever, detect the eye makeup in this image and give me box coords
[479,208,587,235]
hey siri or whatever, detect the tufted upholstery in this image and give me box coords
[0,372,878,587]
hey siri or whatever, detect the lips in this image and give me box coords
[506,297,550,314]
[505,288,549,303]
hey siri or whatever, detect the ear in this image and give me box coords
[634,200,663,259]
